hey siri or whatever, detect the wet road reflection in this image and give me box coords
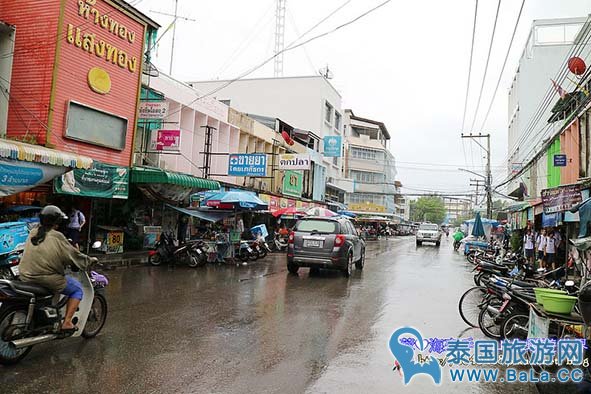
[1,236,537,393]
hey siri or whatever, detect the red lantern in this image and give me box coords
[568,57,586,75]
[281,130,294,145]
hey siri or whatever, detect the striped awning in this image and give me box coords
[130,166,220,191]
[0,139,93,169]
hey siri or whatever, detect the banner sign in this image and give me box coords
[0,158,67,197]
[228,154,267,176]
[323,135,342,157]
[510,163,523,175]
[54,163,129,199]
[282,170,303,198]
[149,129,181,152]
[527,307,550,339]
[541,184,582,214]
[278,154,311,170]
[139,101,169,120]
[553,154,567,167]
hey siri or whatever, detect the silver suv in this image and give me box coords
[287,217,366,277]
[416,223,441,247]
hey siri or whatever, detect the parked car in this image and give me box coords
[415,222,441,247]
[287,216,365,277]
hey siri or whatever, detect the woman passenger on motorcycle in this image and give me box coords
[18,205,97,332]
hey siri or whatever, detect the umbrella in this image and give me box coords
[338,210,357,218]
[202,191,268,211]
[272,207,307,218]
[306,207,337,217]
[472,212,485,238]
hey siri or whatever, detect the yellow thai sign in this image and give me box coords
[65,0,140,73]
[349,203,386,213]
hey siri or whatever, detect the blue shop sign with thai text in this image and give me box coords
[228,154,267,176]
[323,136,342,157]
[553,154,567,167]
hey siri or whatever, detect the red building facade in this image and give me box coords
[0,0,158,166]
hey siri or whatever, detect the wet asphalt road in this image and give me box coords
[0,236,543,393]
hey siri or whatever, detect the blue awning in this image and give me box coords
[166,205,234,222]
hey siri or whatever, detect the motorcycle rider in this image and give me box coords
[18,205,97,333]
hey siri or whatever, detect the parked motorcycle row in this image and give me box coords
[148,231,289,267]
[458,240,591,347]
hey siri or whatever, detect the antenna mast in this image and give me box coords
[274,0,287,77]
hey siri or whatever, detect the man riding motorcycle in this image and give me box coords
[18,205,97,333]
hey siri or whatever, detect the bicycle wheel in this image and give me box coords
[478,299,504,339]
[458,286,487,327]
[501,311,529,340]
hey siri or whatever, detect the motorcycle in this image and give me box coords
[251,235,271,259]
[234,240,257,262]
[0,241,108,365]
[0,251,22,280]
[148,232,202,267]
[270,232,288,252]
[453,240,461,251]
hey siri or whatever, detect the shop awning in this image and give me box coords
[166,205,233,222]
[0,138,93,169]
[130,166,220,190]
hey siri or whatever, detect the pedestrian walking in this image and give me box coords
[536,228,546,269]
[65,205,86,250]
[523,229,535,266]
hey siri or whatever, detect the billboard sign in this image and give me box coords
[149,129,181,152]
[228,154,267,176]
[323,136,342,157]
[139,101,169,119]
[278,154,311,170]
[541,184,582,214]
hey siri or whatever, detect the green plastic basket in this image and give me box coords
[541,293,577,314]
[533,288,567,305]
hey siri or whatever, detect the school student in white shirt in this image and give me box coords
[536,228,546,269]
[544,231,557,270]
[523,229,535,265]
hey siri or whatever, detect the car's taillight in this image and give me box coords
[288,232,294,244]
[334,234,345,247]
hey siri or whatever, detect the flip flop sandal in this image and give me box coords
[57,327,78,339]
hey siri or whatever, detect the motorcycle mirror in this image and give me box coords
[91,241,102,249]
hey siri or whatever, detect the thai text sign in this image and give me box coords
[139,101,168,119]
[54,163,129,199]
[282,170,303,198]
[541,184,582,214]
[323,136,342,157]
[149,129,181,152]
[278,154,311,170]
[0,159,68,197]
[553,154,567,167]
[228,154,267,176]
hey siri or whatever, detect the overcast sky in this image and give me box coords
[136,0,591,201]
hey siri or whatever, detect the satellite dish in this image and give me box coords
[142,60,159,77]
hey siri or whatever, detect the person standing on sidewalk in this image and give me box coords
[523,229,535,266]
[536,228,547,269]
[66,205,86,250]
[544,230,557,270]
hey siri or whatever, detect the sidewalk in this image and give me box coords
[91,250,149,269]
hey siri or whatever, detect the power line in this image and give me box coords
[478,0,526,131]
[461,0,479,133]
[468,0,502,132]
[165,0,392,119]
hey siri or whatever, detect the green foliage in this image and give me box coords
[409,196,446,224]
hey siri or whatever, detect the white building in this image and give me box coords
[343,109,398,215]
[189,76,353,204]
[507,17,587,195]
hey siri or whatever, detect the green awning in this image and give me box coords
[130,166,220,190]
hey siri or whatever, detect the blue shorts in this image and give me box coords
[61,276,83,301]
[525,249,534,258]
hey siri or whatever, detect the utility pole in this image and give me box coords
[470,179,485,209]
[461,133,492,218]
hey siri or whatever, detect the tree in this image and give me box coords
[409,196,446,224]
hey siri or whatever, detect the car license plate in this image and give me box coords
[304,240,322,248]
[10,265,19,276]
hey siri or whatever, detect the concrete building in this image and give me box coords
[443,197,473,223]
[189,76,354,204]
[507,17,587,195]
[343,109,398,215]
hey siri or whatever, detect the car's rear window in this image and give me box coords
[419,224,439,231]
[295,220,338,234]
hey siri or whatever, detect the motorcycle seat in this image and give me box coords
[11,281,53,297]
